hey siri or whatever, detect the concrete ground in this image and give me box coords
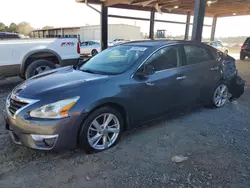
[0,59,250,188]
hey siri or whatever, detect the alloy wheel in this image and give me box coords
[87,113,120,150]
[213,84,228,108]
[34,66,51,75]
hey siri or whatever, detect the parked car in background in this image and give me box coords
[0,38,80,79]
[240,37,250,60]
[6,40,229,153]
[206,41,229,54]
[0,32,24,40]
[80,41,100,56]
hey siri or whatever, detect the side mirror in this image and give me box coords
[135,64,155,79]
[74,58,90,69]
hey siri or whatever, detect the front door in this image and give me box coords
[130,45,184,123]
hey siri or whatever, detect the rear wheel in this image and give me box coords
[91,49,98,57]
[240,54,246,60]
[212,83,228,108]
[25,59,55,79]
[79,106,124,153]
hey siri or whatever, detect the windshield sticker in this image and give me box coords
[130,47,147,52]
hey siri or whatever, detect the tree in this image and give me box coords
[8,23,18,33]
[0,22,7,32]
[17,22,33,35]
[42,26,54,30]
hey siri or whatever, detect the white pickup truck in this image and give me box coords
[0,38,80,79]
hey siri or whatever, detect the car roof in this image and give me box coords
[121,40,204,47]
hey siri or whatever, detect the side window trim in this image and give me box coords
[179,44,187,66]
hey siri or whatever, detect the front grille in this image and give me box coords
[8,98,28,116]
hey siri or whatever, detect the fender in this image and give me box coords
[20,49,63,75]
[82,97,132,130]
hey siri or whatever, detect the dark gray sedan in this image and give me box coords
[5,40,228,153]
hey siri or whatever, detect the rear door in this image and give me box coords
[80,42,89,54]
[180,44,222,105]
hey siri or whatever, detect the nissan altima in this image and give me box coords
[5,40,229,153]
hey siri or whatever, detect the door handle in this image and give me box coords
[145,81,155,86]
[176,76,187,80]
[211,66,219,71]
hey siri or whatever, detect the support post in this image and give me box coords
[191,0,206,41]
[42,31,45,38]
[210,16,217,41]
[185,12,191,40]
[149,10,155,40]
[101,4,108,51]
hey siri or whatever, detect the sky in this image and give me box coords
[1,0,250,38]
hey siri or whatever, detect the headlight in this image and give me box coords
[30,97,80,119]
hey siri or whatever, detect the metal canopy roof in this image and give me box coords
[76,0,250,17]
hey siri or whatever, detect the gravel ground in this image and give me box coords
[0,60,250,188]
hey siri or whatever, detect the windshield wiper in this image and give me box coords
[81,69,97,74]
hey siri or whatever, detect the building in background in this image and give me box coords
[31,24,142,41]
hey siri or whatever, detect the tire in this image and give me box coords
[240,54,246,60]
[91,49,98,57]
[25,59,56,79]
[78,106,124,153]
[211,82,229,108]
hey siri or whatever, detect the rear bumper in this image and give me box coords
[240,50,250,56]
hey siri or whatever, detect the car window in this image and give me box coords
[184,45,213,65]
[211,42,217,47]
[145,46,181,72]
[80,45,148,75]
[81,42,88,46]
[244,37,250,45]
[217,41,223,47]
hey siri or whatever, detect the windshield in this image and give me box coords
[80,45,148,75]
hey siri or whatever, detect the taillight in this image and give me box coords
[241,45,247,50]
[77,42,80,54]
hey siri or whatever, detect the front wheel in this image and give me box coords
[212,83,229,108]
[79,106,124,153]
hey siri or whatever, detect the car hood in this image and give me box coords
[13,66,109,98]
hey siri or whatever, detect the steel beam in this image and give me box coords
[108,14,212,27]
[210,16,217,41]
[86,3,101,14]
[108,14,150,21]
[191,0,206,41]
[185,12,191,40]
[101,4,108,50]
[149,10,155,40]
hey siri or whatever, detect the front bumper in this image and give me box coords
[5,110,86,151]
